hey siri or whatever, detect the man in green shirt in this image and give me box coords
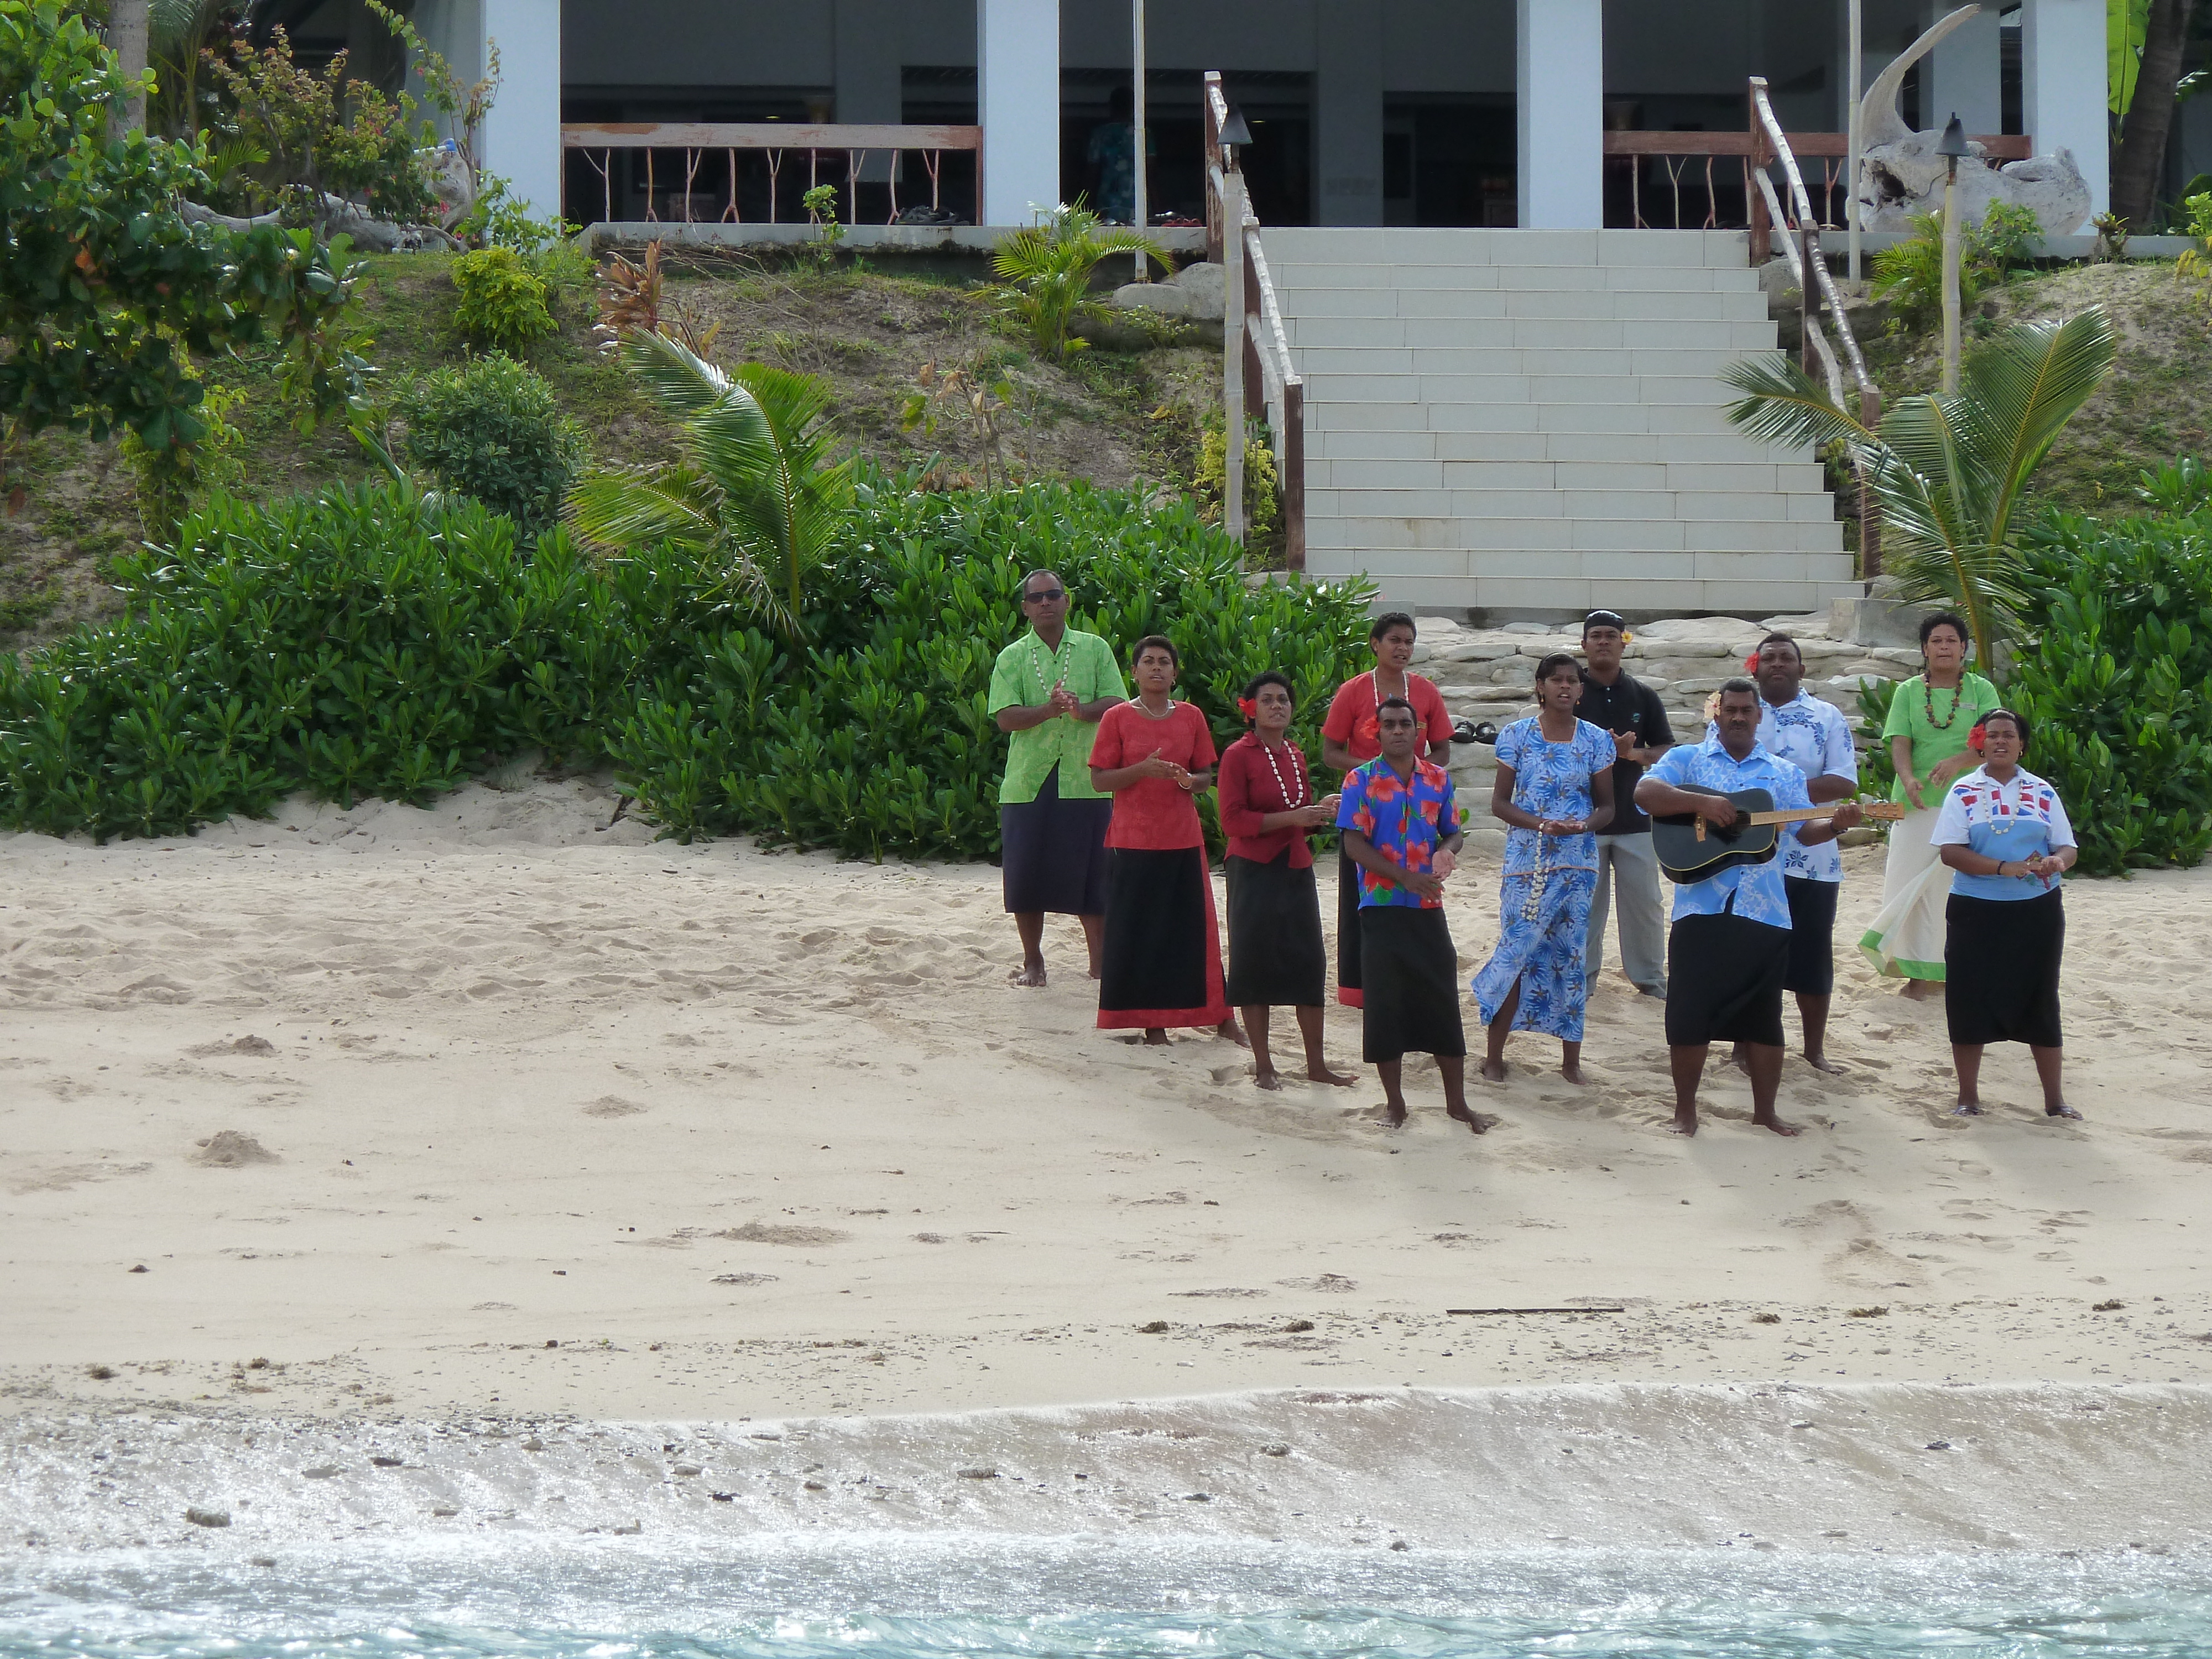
[987,570,1129,985]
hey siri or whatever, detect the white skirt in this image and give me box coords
[1858,806,1948,982]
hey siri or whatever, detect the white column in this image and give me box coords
[977,0,1060,225]
[1922,1,2001,138]
[2022,0,2107,229]
[478,0,562,221]
[1516,0,1603,229]
[1315,0,1383,227]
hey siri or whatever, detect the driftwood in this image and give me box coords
[178,196,462,253]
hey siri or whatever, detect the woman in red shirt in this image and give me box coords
[1218,672,1357,1091]
[1319,612,1457,1008]
[1089,636,1242,1046]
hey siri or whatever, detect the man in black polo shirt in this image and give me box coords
[1574,609,1673,998]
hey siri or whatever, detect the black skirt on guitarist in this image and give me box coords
[1637,681,1862,1138]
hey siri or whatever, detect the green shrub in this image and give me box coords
[1871,202,2041,328]
[2006,505,2212,875]
[122,385,251,540]
[452,247,556,354]
[394,356,588,540]
[0,474,1377,859]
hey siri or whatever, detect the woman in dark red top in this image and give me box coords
[1089,635,1241,1046]
[1219,671,1357,1091]
[1319,612,1457,1008]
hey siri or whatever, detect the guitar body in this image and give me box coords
[1655,785,1778,883]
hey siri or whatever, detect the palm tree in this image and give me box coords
[564,330,852,640]
[1721,307,2117,676]
[991,201,1167,361]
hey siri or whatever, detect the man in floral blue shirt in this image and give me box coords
[1639,680,1861,1138]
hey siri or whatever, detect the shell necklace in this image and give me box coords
[1134,696,1178,720]
[1922,672,1966,730]
[1980,768,2027,836]
[1028,632,1068,698]
[1257,735,1306,808]
[1369,667,1410,721]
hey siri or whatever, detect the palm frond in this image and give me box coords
[1962,307,2117,547]
[1719,356,1875,454]
[561,464,717,551]
[620,327,738,420]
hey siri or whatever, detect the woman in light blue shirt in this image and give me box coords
[1931,709,2080,1120]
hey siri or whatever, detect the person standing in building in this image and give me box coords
[987,570,1127,988]
[1574,609,1673,999]
[1085,85,1155,226]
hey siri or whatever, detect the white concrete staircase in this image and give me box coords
[1264,227,1859,616]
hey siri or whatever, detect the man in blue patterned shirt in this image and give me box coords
[1639,681,1862,1137]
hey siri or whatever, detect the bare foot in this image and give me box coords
[1479,1057,1507,1083]
[1446,1104,1489,1135]
[1561,1059,1588,1086]
[1804,1052,1845,1075]
[1952,1100,1983,1116]
[1218,1018,1251,1048]
[1755,1114,1803,1137]
[1254,1067,1284,1092]
[1144,1028,1171,1046]
[1009,960,1047,987]
[1308,1065,1358,1087]
[1902,980,1937,1000]
[2046,1102,2084,1121]
[1669,1109,1699,1137]
[1377,1103,1408,1128]
[1088,965,1102,981]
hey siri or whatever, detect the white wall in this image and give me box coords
[2021,0,2107,229]
[979,0,1059,221]
[1519,0,1601,227]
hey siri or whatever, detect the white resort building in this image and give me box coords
[269,1,2130,617]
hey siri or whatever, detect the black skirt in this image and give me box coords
[1335,844,1365,1006]
[1359,905,1467,1062]
[1665,911,1790,1047]
[1225,849,1328,1008]
[1000,764,1114,916]
[1782,875,1839,997]
[1947,888,2064,1047]
[1097,846,1229,1030]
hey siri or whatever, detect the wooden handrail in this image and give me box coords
[1203,70,1303,572]
[561,122,980,151]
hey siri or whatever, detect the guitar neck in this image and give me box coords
[1741,805,1849,827]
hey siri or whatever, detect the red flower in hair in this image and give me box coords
[1968,720,1989,752]
[1236,696,1258,720]
[1743,650,1761,674]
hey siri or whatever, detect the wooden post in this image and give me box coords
[1858,384,1883,581]
[1746,83,1772,265]
[1222,166,1246,545]
[1243,229,1266,425]
[1800,224,1820,378]
[1284,380,1306,573]
[1203,72,1224,265]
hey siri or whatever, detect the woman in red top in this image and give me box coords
[1219,671,1357,1091]
[1319,612,1457,1009]
[1089,636,1242,1046]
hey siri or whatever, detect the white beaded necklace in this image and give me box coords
[1027,632,1067,698]
[1134,695,1178,719]
[1256,734,1306,808]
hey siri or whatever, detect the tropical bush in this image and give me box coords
[0,476,1375,859]
[122,384,250,539]
[395,356,588,540]
[609,476,1378,854]
[2005,490,2212,876]
[990,202,1166,361]
[452,247,556,355]
[1870,202,2043,327]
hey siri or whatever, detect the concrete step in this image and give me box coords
[1297,565,1860,617]
[1284,302,1769,347]
[1290,341,1780,376]
[1301,372,1752,408]
[1265,227,1754,269]
[1304,517,1845,555]
[1305,430,1818,468]
[1308,400,1753,436]
[1271,262,1764,296]
[1307,486,1836,525]
[1308,458,1830,493]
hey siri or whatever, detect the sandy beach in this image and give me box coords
[4,774,2210,1552]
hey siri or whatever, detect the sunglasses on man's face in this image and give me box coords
[1024,588,1066,603]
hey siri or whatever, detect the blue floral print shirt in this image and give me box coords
[1646,733,1815,927]
[1493,716,1616,877]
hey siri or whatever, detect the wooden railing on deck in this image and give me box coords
[1602,125,2030,244]
[561,123,982,227]
[1203,71,1305,573]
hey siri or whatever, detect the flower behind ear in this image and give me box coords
[1743,650,1761,673]
[1969,720,1988,752]
[1236,697,1258,721]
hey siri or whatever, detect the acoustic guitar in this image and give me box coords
[1653,784,1906,883]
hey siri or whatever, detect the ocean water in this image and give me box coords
[4,1538,2209,1659]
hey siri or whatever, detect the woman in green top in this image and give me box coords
[1859,612,2002,994]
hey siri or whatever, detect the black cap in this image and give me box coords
[1583,609,1628,633]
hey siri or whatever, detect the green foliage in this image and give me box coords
[0,2,369,460]
[452,246,556,355]
[2177,191,2212,288]
[394,356,588,540]
[1724,309,2119,671]
[122,383,249,539]
[465,172,570,257]
[989,201,1167,361]
[609,473,1379,854]
[1195,415,1280,544]
[0,487,680,841]
[801,184,846,267]
[1871,202,2043,327]
[2007,503,2212,874]
[565,330,853,638]
[2110,0,2149,116]
[206,24,437,224]
[1854,676,1901,802]
[2136,454,2212,514]
[0,475,1377,862]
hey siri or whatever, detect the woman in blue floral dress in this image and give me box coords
[1469,653,1617,1083]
